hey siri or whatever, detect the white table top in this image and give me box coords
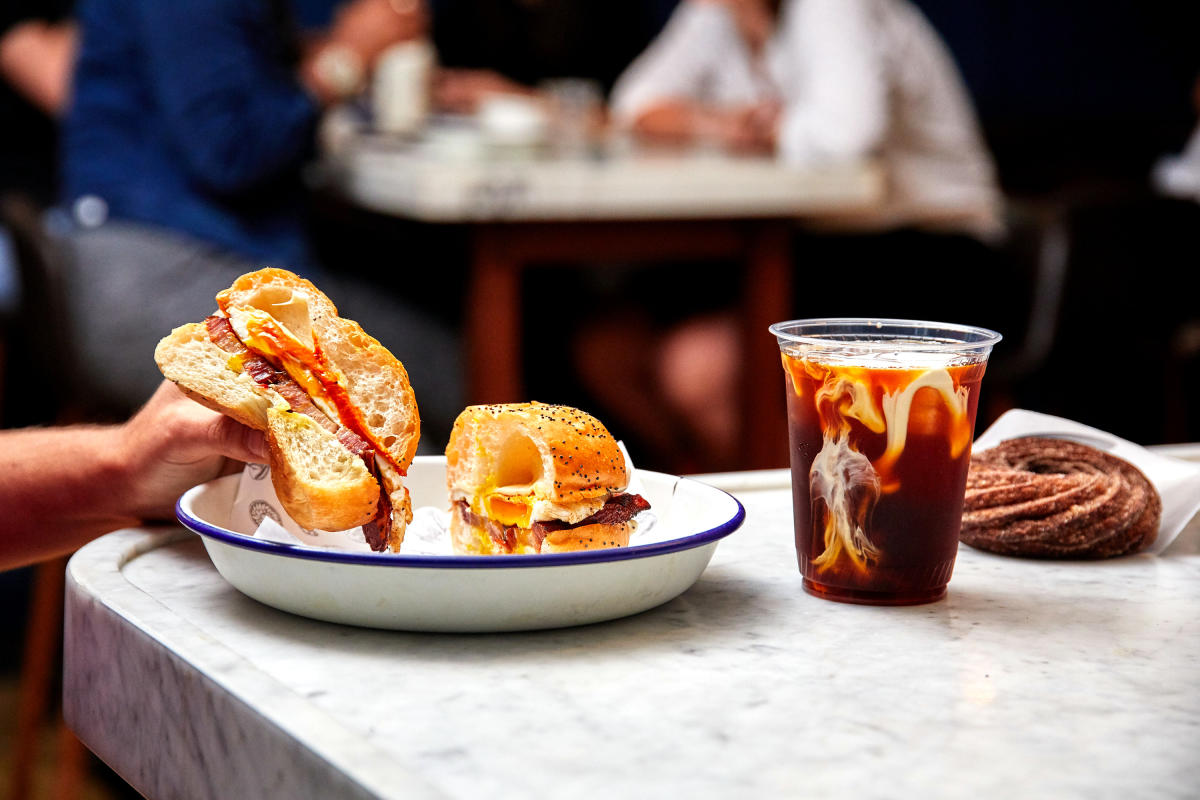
[64,466,1200,800]
[329,133,883,222]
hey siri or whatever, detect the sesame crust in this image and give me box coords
[445,401,628,507]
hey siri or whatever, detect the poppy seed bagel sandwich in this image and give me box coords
[155,268,420,551]
[445,402,651,555]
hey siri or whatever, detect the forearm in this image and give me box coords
[0,20,76,115]
[631,101,708,146]
[633,101,777,154]
[0,381,267,571]
[0,425,140,569]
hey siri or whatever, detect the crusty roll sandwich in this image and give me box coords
[445,402,650,555]
[154,268,420,551]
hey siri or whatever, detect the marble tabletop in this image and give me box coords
[64,468,1200,800]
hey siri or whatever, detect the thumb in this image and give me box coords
[212,415,269,464]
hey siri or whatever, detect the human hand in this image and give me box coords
[0,19,77,115]
[703,101,780,154]
[432,68,535,114]
[329,0,428,67]
[117,382,268,521]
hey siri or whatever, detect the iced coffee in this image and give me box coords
[770,319,1001,605]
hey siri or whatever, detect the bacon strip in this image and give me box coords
[536,493,651,534]
[205,315,244,353]
[274,381,338,433]
[454,492,650,553]
[336,428,374,460]
[242,357,285,386]
[360,458,392,551]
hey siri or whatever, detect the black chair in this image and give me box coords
[1,192,83,426]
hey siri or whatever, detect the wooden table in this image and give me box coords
[332,138,883,468]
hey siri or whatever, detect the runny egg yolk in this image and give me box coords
[484,494,532,528]
[225,304,409,476]
[234,309,343,421]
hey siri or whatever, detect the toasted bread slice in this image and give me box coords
[154,321,381,532]
[265,407,380,531]
[154,322,273,431]
[215,268,420,546]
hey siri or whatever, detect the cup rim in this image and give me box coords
[769,317,1002,352]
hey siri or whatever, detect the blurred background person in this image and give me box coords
[0,1,75,407]
[57,0,463,446]
[0,2,73,202]
[612,0,1000,234]
[427,0,668,114]
[573,0,1005,470]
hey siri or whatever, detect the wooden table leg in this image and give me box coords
[10,557,67,800]
[466,226,522,404]
[742,221,792,470]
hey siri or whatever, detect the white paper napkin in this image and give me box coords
[973,409,1200,554]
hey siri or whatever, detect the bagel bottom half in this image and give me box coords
[449,504,636,555]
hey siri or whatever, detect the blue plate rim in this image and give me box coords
[176,471,745,569]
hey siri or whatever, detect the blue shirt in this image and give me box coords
[62,0,322,269]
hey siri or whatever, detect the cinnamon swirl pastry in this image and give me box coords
[961,437,1160,558]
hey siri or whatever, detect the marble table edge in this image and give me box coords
[65,528,449,800]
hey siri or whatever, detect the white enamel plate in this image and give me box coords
[176,456,744,632]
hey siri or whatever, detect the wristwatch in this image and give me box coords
[313,43,365,99]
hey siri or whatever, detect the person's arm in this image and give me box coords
[431,68,536,115]
[773,0,888,164]
[300,0,427,105]
[0,382,266,571]
[633,100,778,152]
[609,1,735,129]
[0,19,76,115]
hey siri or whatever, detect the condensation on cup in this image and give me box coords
[373,40,435,136]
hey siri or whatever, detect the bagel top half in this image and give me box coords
[445,402,629,528]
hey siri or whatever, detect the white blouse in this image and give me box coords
[611,0,1003,237]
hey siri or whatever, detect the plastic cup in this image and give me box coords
[770,318,1002,605]
[373,40,434,136]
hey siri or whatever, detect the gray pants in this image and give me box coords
[59,222,464,449]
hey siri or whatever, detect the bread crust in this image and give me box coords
[155,269,420,545]
[154,322,273,431]
[445,402,627,508]
[266,408,381,531]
